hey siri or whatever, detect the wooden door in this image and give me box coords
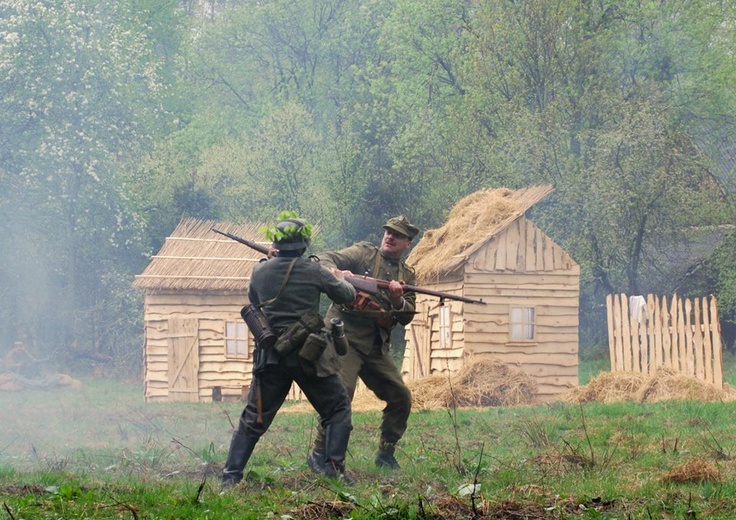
[405,313,431,380]
[167,317,200,402]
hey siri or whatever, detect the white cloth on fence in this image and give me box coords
[629,295,647,323]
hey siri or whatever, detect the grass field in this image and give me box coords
[2,355,736,518]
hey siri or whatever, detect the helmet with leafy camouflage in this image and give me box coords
[262,211,313,251]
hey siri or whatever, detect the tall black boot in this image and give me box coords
[307,449,326,474]
[221,429,259,487]
[323,423,354,483]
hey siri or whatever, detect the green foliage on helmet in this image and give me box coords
[260,210,313,244]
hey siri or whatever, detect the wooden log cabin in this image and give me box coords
[402,186,580,401]
[133,218,266,402]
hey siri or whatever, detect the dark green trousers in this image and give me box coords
[313,343,412,453]
[224,357,352,483]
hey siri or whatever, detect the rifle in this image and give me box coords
[214,228,486,306]
[345,273,485,305]
[212,227,271,256]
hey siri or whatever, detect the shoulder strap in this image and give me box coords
[370,248,382,278]
[371,248,405,282]
[258,258,298,308]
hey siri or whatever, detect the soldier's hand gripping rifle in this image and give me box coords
[344,273,485,306]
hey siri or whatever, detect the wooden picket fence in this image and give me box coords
[606,293,723,388]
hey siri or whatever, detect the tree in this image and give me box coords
[440,0,736,345]
[0,0,170,369]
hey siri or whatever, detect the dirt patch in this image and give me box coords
[562,367,736,403]
[290,492,620,519]
[291,499,357,519]
[0,372,83,392]
[0,484,47,496]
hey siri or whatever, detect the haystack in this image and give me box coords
[407,186,554,283]
[562,367,736,404]
[282,358,537,413]
[409,358,538,409]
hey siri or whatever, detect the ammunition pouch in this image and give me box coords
[241,304,277,350]
[299,332,328,363]
[273,309,324,357]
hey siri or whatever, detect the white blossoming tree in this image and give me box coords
[0,0,170,370]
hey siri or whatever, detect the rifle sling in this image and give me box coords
[370,249,405,282]
[257,257,298,310]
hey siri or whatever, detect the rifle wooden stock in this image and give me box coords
[212,227,270,255]
[215,229,485,305]
[344,273,485,305]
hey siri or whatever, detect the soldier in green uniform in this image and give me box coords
[221,213,357,487]
[308,215,420,470]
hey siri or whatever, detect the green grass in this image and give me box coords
[2,357,736,518]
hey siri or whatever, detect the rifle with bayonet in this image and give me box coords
[212,227,486,306]
[213,227,271,256]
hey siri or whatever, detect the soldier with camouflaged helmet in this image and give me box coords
[308,215,419,471]
[221,212,357,487]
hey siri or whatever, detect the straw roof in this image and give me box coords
[407,185,554,283]
[133,218,268,292]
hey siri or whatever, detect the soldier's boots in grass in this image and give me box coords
[308,438,400,478]
[221,430,259,488]
[307,449,326,473]
[374,441,400,470]
[307,423,354,484]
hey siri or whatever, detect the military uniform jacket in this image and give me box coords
[318,242,416,355]
[249,256,356,374]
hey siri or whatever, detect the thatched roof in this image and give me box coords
[133,218,268,292]
[407,185,554,283]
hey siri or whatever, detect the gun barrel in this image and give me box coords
[408,285,485,305]
[398,282,484,304]
[346,273,485,305]
[212,228,270,255]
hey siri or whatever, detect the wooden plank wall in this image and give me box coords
[606,293,723,388]
[471,216,575,273]
[402,277,465,379]
[403,217,580,401]
[463,270,580,399]
[143,291,252,402]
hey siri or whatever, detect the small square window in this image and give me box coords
[510,306,535,341]
[225,321,249,358]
